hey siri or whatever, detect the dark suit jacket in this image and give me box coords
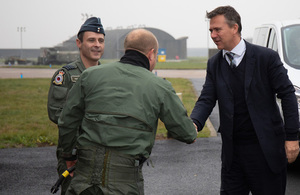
[191,41,299,173]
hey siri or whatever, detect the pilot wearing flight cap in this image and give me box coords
[47,17,105,195]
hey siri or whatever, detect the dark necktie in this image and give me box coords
[226,52,236,68]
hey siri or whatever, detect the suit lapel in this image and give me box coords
[218,41,257,98]
[244,42,256,99]
[220,56,233,95]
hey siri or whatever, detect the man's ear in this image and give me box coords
[233,23,239,34]
[147,48,157,71]
[147,49,155,62]
[76,38,82,49]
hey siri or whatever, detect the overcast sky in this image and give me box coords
[1,0,299,49]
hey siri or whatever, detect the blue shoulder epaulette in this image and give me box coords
[62,65,76,71]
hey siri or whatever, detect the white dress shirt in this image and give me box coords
[223,39,246,67]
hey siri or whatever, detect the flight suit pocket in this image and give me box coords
[53,85,68,100]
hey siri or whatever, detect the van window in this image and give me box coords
[273,35,278,52]
[253,27,269,46]
[282,25,300,69]
[267,28,278,52]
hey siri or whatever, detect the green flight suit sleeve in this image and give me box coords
[47,68,73,124]
[159,83,197,144]
[58,76,85,158]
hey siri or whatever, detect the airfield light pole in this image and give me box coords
[17,27,26,59]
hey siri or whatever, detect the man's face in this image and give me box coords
[209,15,238,51]
[77,31,105,63]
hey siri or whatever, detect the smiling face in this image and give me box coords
[209,14,240,51]
[76,31,105,67]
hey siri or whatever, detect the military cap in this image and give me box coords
[77,17,105,37]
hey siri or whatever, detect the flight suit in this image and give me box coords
[48,58,88,124]
[58,60,197,194]
[48,58,99,195]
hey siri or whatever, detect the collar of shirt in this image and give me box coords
[222,39,246,67]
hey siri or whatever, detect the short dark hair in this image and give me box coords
[206,6,242,35]
[77,32,85,42]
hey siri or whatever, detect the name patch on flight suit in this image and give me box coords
[53,71,65,85]
[71,75,80,82]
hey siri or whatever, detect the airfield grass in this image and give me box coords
[0,57,208,70]
[0,77,210,149]
[154,57,207,69]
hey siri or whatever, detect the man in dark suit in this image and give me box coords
[191,6,299,195]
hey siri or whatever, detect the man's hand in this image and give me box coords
[191,123,198,143]
[66,160,77,177]
[193,123,198,132]
[285,140,299,163]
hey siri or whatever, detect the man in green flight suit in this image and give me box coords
[47,17,105,195]
[58,29,198,195]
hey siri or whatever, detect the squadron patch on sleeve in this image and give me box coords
[53,71,65,85]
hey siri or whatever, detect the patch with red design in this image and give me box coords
[53,71,65,85]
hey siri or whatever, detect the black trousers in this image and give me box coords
[220,143,286,195]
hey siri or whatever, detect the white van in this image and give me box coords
[252,20,300,124]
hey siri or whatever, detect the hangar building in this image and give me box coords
[60,27,188,60]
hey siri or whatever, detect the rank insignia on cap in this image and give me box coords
[53,71,65,85]
[77,17,105,37]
